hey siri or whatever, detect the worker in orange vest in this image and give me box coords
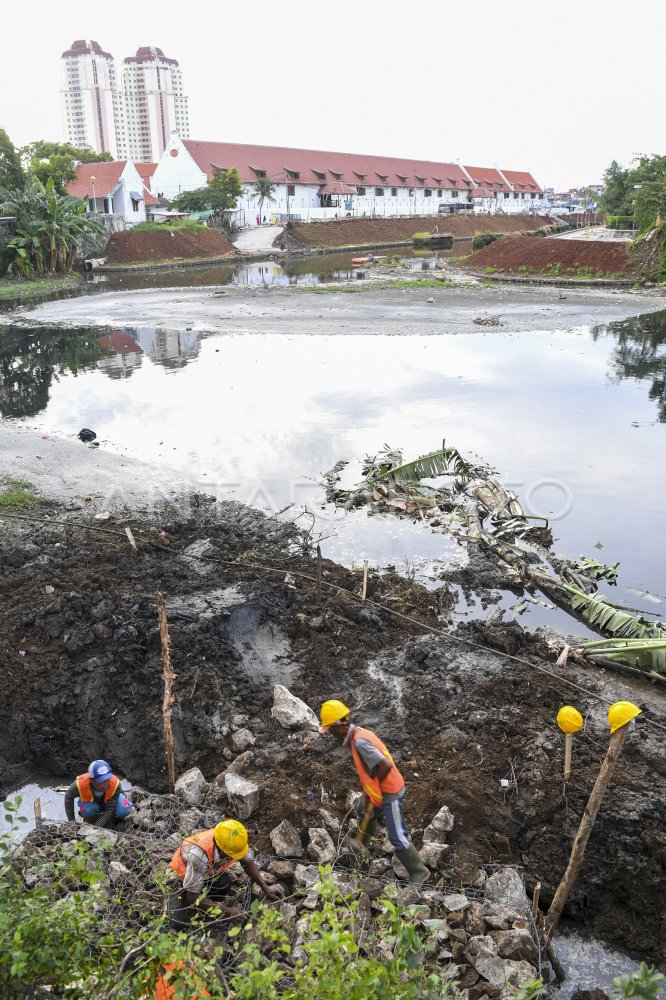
[168,819,284,927]
[319,700,428,885]
[64,759,133,828]
[154,961,210,999]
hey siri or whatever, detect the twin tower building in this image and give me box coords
[61,39,189,165]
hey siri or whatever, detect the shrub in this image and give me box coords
[472,231,502,251]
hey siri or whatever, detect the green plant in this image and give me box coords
[613,963,666,1000]
[472,231,501,251]
[0,488,36,509]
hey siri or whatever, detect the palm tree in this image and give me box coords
[253,176,276,223]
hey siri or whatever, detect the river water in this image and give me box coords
[1,281,664,634]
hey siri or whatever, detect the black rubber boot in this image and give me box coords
[395,844,429,886]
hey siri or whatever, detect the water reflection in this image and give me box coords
[592,309,666,421]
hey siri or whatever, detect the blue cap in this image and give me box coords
[88,759,113,782]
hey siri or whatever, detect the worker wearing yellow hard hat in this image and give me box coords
[320,699,429,886]
[168,819,284,928]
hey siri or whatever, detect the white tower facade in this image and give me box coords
[61,40,127,159]
[122,47,190,162]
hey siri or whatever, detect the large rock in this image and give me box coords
[420,842,450,867]
[77,826,117,848]
[483,868,530,917]
[174,767,209,806]
[493,928,538,965]
[474,951,507,987]
[443,892,471,912]
[467,935,498,957]
[231,728,256,752]
[270,819,303,858]
[271,685,319,731]
[108,861,131,883]
[502,959,539,987]
[423,804,455,844]
[293,863,319,887]
[307,827,336,864]
[224,772,261,819]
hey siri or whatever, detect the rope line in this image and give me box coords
[2,509,665,733]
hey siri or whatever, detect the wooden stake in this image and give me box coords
[544,727,628,944]
[361,560,369,602]
[531,881,541,919]
[564,733,573,781]
[124,526,138,553]
[555,644,571,668]
[34,797,43,829]
[316,545,322,602]
[156,591,176,794]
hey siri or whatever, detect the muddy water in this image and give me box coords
[1,307,665,635]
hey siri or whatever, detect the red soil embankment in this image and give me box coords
[290,213,555,248]
[466,235,634,277]
[105,228,236,265]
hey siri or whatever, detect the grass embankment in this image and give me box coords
[0,274,82,304]
[128,220,208,234]
[462,235,635,280]
[294,278,467,294]
[0,478,37,510]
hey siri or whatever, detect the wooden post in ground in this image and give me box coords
[34,797,43,830]
[156,591,176,794]
[316,545,322,602]
[361,560,369,602]
[544,726,628,944]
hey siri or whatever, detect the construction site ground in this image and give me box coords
[0,441,664,968]
[103,228,236,267]
[463,236,634,278]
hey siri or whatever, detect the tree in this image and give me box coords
[170,166,243,214]
[0,128,24,191]
[599,160,631,215]
[253,176,276,222]
[0,177,104,275]
[21,141,113,195]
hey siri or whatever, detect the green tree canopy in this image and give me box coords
[0,128,24,191]
[599,154,666,230]
[21,141,113,195]
[253,175,276,221]
[170,166,242,213]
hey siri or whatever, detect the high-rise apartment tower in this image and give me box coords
[60,41,189,162]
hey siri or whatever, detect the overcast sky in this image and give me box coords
[2,0,663,191]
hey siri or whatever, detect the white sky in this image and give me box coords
[2,0,663,191]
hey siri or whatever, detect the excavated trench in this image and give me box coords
[0,496,664,970]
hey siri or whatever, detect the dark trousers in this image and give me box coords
[168,872,233,930]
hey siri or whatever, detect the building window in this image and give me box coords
[287,184,295,196]
[514,192,519,199]
[391,187,397,197]
[504,192,510,199]
[424,189,432,197]
[531,192,536,199]
[451,190,459,199]
[437,189,442,198]
[132,200,140,212]
[357,186,366,195]
[408,188,414,197]
[375,187,384,196]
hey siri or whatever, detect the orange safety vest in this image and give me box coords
[154,962,210,1000]
[169,828,235,881]
[76,772,120,803]
[350,726,405,806]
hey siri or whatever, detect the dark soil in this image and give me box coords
[0,499,664,967]
[289,213,558,249]
[465,236,634,277]
[104,229,236,265]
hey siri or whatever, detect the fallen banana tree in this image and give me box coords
[323,441,665,680]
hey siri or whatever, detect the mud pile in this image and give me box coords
[464,236,633,278]
[1,498,664,965]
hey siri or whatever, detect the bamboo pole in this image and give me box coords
[156,591,176,794]
[564,733,573,781]
[34,797,43,830]
[361,560,369,602]
[544,726,627,944]
[316,544,322,602]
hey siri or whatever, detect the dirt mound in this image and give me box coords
[105,228,236,265]
[466,235,634,278]
[1,500,664,964]
[289,214,556,249]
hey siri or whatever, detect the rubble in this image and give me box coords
[306,827,336,864]
[270,819,303,858]
[174,767,209,805]
[271,684,319,731]
[224,773,261,820]
[231,728,256,752]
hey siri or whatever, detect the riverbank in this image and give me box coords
[0,274,83,307]
[6,280,666,335]
[0,432,664,967]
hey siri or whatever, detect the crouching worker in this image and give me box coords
[64,759,133,828]
[168,820,284,929]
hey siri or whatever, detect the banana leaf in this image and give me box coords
[582,638,666,677]
[376,440,491,486]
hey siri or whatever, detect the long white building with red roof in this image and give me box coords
[151,134,546,223]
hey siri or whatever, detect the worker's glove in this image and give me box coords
[264,883,285,902]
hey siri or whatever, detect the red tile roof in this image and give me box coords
[66,162,126,199]
[500,169,543,194]
[464,166,510,192]
[182,140,472,190]
[135,163,159,205]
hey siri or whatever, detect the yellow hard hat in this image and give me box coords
[214,820,248,860]
[319,699,351,733]
[557,705,583,734]
[608,701,641,734]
